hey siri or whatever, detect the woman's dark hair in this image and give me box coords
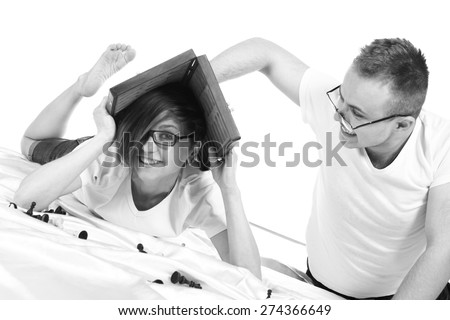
[113,83,206,169]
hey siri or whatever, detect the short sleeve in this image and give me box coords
[299,68,340,139]
[431,154,450,188]
[184,171,227,238]
[71,140,127,205]
[70,139,101,188]
[430,123,450,188]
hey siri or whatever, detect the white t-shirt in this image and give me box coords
[299,68,450,298]
[72,144,227,238]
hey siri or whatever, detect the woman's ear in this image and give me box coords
[189,140,203,161]
[184,144,197,165]
[188,148,196,162]
[186,142,208,170]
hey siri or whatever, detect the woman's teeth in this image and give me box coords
[141,158,162,165]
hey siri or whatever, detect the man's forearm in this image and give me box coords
[211,37,308,105]
[211,37,277,83]
[393,245,450,299]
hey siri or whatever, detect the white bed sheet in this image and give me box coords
[0,147,340,300]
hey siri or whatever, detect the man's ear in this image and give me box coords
[396,116,415,130]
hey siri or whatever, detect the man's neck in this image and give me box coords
[365,127,415,169]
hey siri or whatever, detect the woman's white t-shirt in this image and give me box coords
[72,143,227,238]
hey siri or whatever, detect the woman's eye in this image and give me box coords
[160,133,174,140]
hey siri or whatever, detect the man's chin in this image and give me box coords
[339,131,358,147]
[343,142,359,149]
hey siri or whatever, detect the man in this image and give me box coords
[211,38,450,299]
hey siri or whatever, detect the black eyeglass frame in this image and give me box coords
[326,85,410,131]
[144,130,192,147]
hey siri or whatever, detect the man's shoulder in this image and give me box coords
[417,110,450,163]
[298,68,340,133]
[419,109,450,137]
[300,68,340,92]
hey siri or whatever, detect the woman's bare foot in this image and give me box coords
[77,43,136,97]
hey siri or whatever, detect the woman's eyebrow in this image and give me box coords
[157,124,181,133]
[339,86,367,116]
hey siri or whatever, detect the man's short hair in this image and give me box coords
[353,38,429,118]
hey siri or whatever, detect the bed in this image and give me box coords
[0,147,340,299]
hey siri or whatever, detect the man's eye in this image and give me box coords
[351,109,363,118]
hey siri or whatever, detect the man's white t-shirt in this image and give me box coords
[299,68,450,298]
[72,144,227,239]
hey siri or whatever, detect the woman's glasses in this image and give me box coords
[145,130,191,147]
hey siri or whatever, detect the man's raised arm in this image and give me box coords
[211,37,309,106]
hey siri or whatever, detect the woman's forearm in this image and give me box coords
[221,187,262,279]
[14,133,111,211]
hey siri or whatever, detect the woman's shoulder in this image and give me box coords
[179,164,215,191]
[79,141,129,187]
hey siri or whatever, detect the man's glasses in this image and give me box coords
[144,130,191,147]
[326,85,409,134]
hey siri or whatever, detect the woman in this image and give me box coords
[14,44,261,278]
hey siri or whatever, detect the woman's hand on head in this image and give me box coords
[93,96,116,141]
[210,148,239,192]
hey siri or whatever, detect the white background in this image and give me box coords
[1,0,449,267]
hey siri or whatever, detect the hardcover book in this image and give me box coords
[108,50,240,168]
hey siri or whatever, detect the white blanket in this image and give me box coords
[0,147,340,299]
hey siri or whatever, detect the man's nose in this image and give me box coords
[334,111,341,122]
